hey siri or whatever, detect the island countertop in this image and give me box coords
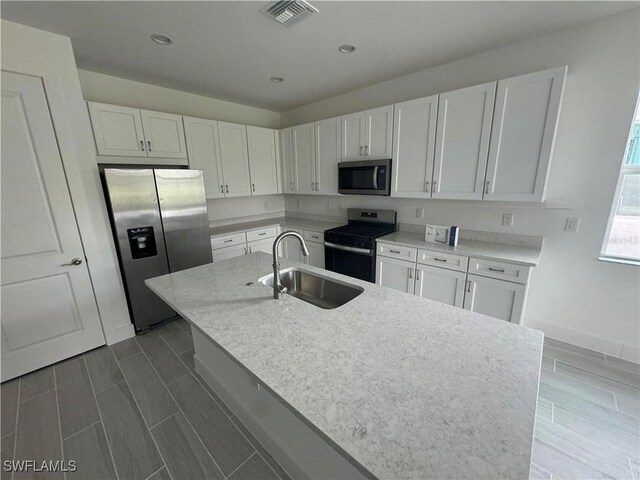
[146,253,543,480]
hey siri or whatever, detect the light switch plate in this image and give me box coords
[565,217,580,232]
[502,213,514,227]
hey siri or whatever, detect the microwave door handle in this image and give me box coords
[373,166,379,190]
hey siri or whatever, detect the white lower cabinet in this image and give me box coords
[306,241,325,269]
[462,274,526,323]
[376,256,416,294]
[282,227,325,268]
[212,244,246,262]
[415,265,466,307]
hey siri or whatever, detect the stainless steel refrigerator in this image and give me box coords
[102,168,212,332]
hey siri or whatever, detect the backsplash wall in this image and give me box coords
[207,195,285,223]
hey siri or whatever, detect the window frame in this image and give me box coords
[599,94,640,266]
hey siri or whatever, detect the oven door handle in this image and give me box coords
[324,242,373,256]
[372,166,379,190]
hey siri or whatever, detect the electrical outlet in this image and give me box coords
[502,213,514,227]
[565,217,580,232]
[416,207,424,219]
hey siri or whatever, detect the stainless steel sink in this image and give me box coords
[259,268,364,309]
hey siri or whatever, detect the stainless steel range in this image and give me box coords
[324,209,397,282]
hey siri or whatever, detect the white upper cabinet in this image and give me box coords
[391,96,439,198]
[314,116,342,195]
[342,106,393,161]
[364,105,394,160]
[183,116,224,198]
[247,126,279,196]
[376,256,416,294]
[415,265,466,307]
[217,122,251,197]
[139,109,187,159]
[292,122,316,195]
[341,112,365,160]
[88,102,147,157]
[485,66,567,202]
[463,274,526,323]
[432,82,496,200]
[279,128,296,193]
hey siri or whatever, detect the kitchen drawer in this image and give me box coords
[210,232,246,251]
[468,257,531,284]
[303,229,324,244]
[417,250,468,272]
[246,226,278,242]
[376,242,418,262]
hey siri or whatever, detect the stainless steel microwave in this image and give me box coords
[338,159,391,196]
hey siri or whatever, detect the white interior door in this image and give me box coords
[364,105,393,159]
[391,96,438,198]
[184,116,225,198]
[315,117,342,195]
[140,109,187,159]
[87,101,146,157]
[432,82,496,200]
[247,126,279,195]
[1,71,105,381]
[218,122,252,197]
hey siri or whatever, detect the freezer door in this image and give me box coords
[154,169,213,271]
[103,169,175,330]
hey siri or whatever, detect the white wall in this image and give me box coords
[1,20,133,344]
[282,12,640,361]
[207,195,285,223]
[78,69,281,128]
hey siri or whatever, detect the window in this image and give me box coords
[601,94,640,264]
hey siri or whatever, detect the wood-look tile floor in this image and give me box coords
[1,325,639,480]
[0,318,289,480]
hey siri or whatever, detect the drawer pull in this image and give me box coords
[489,267,505,273]
[258,233,266,236]
[389,249,401,254]
[224,239,233,243]
[433,258,447,262]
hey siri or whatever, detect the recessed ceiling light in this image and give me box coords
[338,44,356,53]
[150,34,172,45]
[270,77,284,83]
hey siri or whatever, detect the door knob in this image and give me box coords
[61,258,83,266]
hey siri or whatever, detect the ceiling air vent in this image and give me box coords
[261,0,318,27]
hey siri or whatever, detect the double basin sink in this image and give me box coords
[259,268,363,309]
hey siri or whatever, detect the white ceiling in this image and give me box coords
[1,1,636,111]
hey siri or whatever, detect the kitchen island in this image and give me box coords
[146,253,543,480]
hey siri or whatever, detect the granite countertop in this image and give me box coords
[146,253,543,480]
[208,216,344,237]
[378,231,542,266]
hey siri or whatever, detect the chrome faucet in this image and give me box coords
[272,231,310,299]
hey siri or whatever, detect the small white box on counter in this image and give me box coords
[425,224,460,246]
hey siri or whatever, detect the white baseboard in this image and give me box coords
[524,317,639,364]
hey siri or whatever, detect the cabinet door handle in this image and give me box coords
[432,180,437,192]
[416,269,421,281]
[147,140,152,152]
[243,247,247,254]
[220,185,224,193]
[226,185,229,193]
[425,181,430,193]
[484,180,490,194]
[389,249,401,254]
[248,246,252,253]
[488,267,505,273]
[433,258,447,262]
[140,140,145,151]
[290,182,294,190]
[360,146,364,156]
[365,145,369,156]
[224,239,233,243]
[467,280,472,293]
[408,269,413,279]
[252,183,256,192]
